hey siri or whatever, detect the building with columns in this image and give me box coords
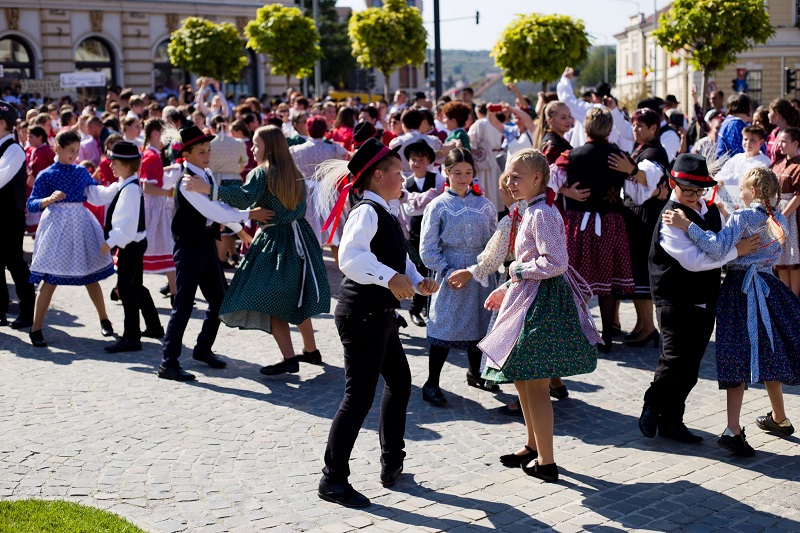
[615,1,800,112]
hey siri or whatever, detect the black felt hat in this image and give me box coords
[595,82,612,98]
[347,137,400,187]
[0,100,18,127]
[109,141,142,159]
[353,121,377,145]
[637,97,665,113]
[178,125,215,154]
[670,153,717,188]
[665,94,680,105]
[403,139,436,164]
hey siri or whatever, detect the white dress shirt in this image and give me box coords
[105,174,147,249]
[0,133,26,189]
[624,159,664,206]
[182,161,247,233]
[659,121,681,163]
[339,190,425,291]
[389,130,443,173]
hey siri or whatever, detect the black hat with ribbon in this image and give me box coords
[109,141,142,160]
[178,124,215,154]
[353,121,378,146]
[347,137,400,189]
[0,100,19,127]
[403,139,436,164]
[670,153,717,188]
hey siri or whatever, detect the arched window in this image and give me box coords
[0,35,34,90]
[153,40,188,100]
[229,49,259,103]
[74,37,116,100]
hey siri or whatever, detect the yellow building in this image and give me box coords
[615,1,800,111]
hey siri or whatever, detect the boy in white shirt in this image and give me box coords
[716,125,771,211]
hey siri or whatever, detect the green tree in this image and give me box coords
[492,13,590,91]
[653,0,774,108]
[315,0,357,90]
[348,0,427,100]
[246,4,323,95]
[168,17,248,83]
[577,46,616,88]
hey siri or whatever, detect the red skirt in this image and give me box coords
[564,210,634,296]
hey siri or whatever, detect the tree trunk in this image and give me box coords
[701,68,710,112]
[285,74,291,98]
[383,72,391,102]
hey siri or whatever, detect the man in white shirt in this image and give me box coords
[388,108,444,173]
[388,90,408,115]
[638,97,681,162]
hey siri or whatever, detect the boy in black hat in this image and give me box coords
[158,125,272,381]
[640,153,760,443]
[316,138,438,507]
[101,141,162,353]
[0,100,34,330]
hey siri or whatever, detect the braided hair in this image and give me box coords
[742,167,785,245]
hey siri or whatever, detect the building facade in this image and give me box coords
[615,0,800,112]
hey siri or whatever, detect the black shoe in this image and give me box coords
[624,330,642,341]
[500,445,537,468]
[626,330,660,348]
[658,422,703,443]
[157,365,196,381]
[466,372,499,391]
[717,427,756,457]
[318,480,370,508]
[498,403,524,418]
[597,334,612,353]
[409,312,426,327]
[549,384,569,400]
[109,287,120,302]
[756,412,795,437]
[296,349,322,365]
[0,315,8,326]
[611,324,623,337]
[29,329,47,348]
[193,351,227,369]
[420,307,427,318]
[422,382,448,406]
[522,461,559,483]
[104,338,142,353]
[380,464,403,487]
[141,327,165,339]
[260,357,299,376]
[100,319,114,337]
[159,284,170,296]
[639,404,659,438]
[9,316,33,330]
[395,314,408,329]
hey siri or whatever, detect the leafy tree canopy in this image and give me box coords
[168,17,248,83]
[492,13,590,87]
[316,0,357,90]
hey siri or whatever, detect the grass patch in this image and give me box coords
[0,499,146,532]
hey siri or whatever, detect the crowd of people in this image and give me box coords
[1,66,800,507]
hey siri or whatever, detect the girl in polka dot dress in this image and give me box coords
[26,130,121,347]
[479,149,600,483]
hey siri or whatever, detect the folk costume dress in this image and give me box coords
[214,165,330,331]
[773,155,800,270]
[140,145,175,273]
[27,162,119,285]
[420,188,497,348]
[479,193,600,382]
[468,118,504,211]
[683,204,800,388]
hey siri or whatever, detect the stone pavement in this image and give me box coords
[1,247,800,533]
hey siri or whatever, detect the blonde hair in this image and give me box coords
[584,107,613,141]
[742,167,785,245]
[507,148,550,189]
[253,125,305,211]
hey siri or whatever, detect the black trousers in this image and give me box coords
[0,212,34,319]
[643,304,716,424]
[116,239,160,342]
[323,309,411,484]
[161,238,226,367]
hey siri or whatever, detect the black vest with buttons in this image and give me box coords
[404,171,437,245]
[649,200,723,307]
[171,165,220,242]
[337,200,407,313]
[104,179,145,243]
[564,141,629,214]
[0,137,28,215]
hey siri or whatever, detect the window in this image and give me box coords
[0,35,34,90]
[75,37,116,101]
[153,40,188,100]
[746,70,762,107]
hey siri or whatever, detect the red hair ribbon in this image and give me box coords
[709,185,717,204]
[507,205,522,256]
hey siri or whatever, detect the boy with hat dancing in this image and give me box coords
[314,138,438,507]
[639,154,760,442]
[158,125,272,381]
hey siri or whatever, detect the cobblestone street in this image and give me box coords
[1,249,799,532]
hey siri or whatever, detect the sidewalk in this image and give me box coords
[1,247,799,532]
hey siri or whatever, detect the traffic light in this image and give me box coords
[785,68,797,96]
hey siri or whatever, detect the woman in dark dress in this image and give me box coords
[608,108,671,347]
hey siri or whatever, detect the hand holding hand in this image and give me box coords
[388,274,415,301]
[662,209,691,231]
[248,208,275,223]
[447,269,473,290]
[484,288,505,311]
[99,242,111,256]
[417,277,439,296]
[561,182,590,202]
[736,234,761,257]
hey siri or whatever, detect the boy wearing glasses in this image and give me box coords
[640,154,760,444]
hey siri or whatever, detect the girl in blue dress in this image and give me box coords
[664,167,800,457]
[27,130,121,347]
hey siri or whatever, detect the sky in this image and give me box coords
[335,0,673,51]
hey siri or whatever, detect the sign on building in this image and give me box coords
[60,72,106,89]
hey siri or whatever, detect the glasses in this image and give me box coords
[675,184,708,198]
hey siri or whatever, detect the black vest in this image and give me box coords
[564,141,629,214]
[104,179,145,244]
[540,132,572,165]
[171,165,220,242]
[649,200,723,307]
[337,200,407,313]
[0,137,28,215]
[623,140,670,208]
[404,171,437,244]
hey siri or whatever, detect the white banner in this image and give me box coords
[60,72,106,89]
